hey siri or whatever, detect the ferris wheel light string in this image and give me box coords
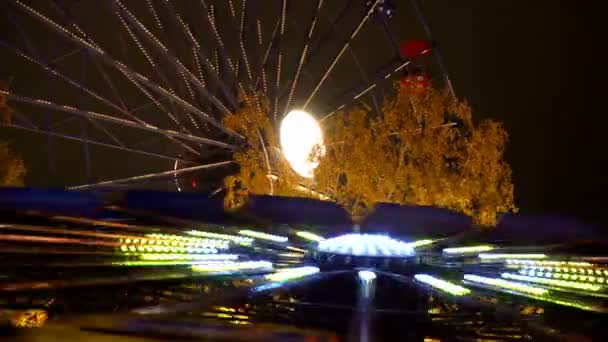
[284,0,324,116]
[118,0,233,117]
[303,0,380,109]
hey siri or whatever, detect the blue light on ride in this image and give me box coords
[317,234,415,257]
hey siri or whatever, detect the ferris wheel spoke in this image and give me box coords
[7,122,193,164]
[0,90,236,150]
[8,0,205,144]
[1,41,130,148]
[271,0,288,121]
[321,59,409,121]
[409,0,455,98]
[347,47,382,116]
[303,0,380,110]
[200,1,241,94]
[111,8,189,129]
[68,161,233,190]
[283,0,324,117]
[237,0,254,84]
[276,0,352,104]
[255,19,280,95]
[112,1,235,122]
[159,0,238,111]
[1,12,128,149]
[0,40,199,154]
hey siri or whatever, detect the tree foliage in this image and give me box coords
[0,143,26,186]
[1,89,26,186]
[224,86,515,225]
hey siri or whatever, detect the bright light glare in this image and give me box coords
[358,270,377,282]
[317,233,415,257]
[280,110,324,178]
[358,271,377,300]
[414,274,471,296]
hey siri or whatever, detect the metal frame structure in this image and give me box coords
[1,0,453,190]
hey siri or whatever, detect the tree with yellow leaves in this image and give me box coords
[1,88,26,186]
[224,86,515,225]
[0,143,26,187]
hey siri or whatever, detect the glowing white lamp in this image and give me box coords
[280,110,324,178]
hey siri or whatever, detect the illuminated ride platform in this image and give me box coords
[1,187,608,340]
[310,233,421,271]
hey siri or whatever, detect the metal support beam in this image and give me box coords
[8,123,194,164]
[283,0,324,117]
[117,0,234,117]
[11,0,244,142]
[159,0,238,110]
[409,0,455,98]
[321,59,409,121]
[303,0,380,109]
[1,90,236,149]
[69,160,233,190]
[79,53,92,181]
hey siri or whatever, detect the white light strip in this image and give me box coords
[414,274,470,296]
[479,253,546,260]
[443,245,494,254]
[501,273,602,291]
[265,266,320,282]
[296,231,325,242]
[188,230,253,245]
[464,274,548,295]
[239,230,288,243]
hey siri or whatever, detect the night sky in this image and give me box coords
[1,0,607,227]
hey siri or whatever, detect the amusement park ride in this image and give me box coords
[1,0,607,340]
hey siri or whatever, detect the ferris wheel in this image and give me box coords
[0,0,452,191]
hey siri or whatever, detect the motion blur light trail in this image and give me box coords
[187,230,254,246]
[239,230,289,243]
[414,274,471,296]
[265,266,320,282]
[443,245,494,254]
[501,273,603,292]
[479,253,547,260]
[296,231,326,242]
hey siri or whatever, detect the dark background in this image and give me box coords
[1,0,607,227]
[422,1,608,226]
